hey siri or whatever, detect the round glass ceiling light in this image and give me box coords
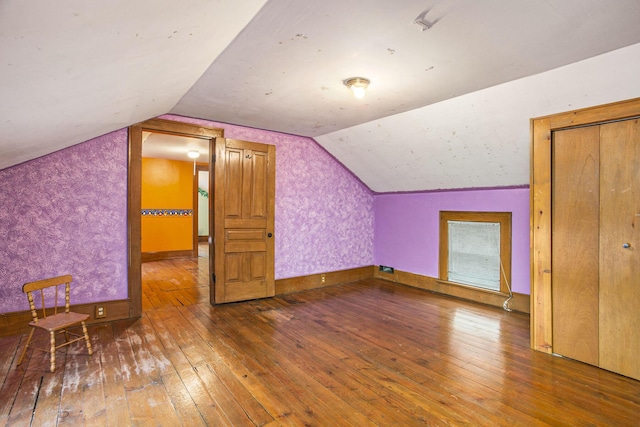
[344,77,370,99]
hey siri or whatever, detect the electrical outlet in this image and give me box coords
[320,274,326,284]
[95,305,106,319]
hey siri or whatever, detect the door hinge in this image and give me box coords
[212,154,216,163]
[212,274,216,284]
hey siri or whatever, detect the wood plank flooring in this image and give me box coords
[1,254,640,425]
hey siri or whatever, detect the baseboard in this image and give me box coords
[0,299,131,338]
[274,265,529,313]
[374,267,530,314]
[142,250,193,262]
[275,266,374,295]
[1,266,529,338]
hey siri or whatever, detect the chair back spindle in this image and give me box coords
[23,275,73,323]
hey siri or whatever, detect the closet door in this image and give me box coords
[552,126,600,366]
[599,119,640,380]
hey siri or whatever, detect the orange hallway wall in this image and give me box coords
[141,158,193,252]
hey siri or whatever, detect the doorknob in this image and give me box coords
[267,233,273,238]
[623,243,631,249]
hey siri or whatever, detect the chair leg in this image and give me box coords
[49,331,56,373]
[17,328,35,367]
[82,322,93,356]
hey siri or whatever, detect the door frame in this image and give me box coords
[128,118,223,318]
[530,97,640,354]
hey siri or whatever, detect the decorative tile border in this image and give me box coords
[141,209,193,217]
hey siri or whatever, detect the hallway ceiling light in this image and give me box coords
[344,77,370,99]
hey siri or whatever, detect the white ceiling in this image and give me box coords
[2,1,640,192]
[142,132,209,162]
[0,0,267,168]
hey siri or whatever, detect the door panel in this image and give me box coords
[213,138,275,303]
[251,252,266,278]
[599,119,640,380]
[225,148,243,218]
[552,126,600,366]
[249,151,268,217]
[226,230,266,241]
[225,253,242,282]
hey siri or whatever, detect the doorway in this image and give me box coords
[141,132,207,260]
[128,119,222,317]
[138,132,211,308]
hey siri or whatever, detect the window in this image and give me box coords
[439,211,511,293]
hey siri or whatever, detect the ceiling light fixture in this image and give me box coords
[344,77,370,99]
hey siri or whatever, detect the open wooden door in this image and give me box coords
[211,138,275,303]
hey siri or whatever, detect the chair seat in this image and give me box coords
[29,312,90,332]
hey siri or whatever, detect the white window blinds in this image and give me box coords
[447,220,501,291]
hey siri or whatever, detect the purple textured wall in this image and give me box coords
[0,118,374,314]
[160,115,374,279]
[0,114,529,315]
[373,187,530,294]
[0,130,129,313]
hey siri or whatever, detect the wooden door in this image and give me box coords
[552,126,600,366]
[599,119,640,380]
[552,118,640,380]
[212,138,275,303]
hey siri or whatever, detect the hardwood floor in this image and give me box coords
[141,244,210,311]
[2,255,640,426]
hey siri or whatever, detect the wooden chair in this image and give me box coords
[17,275,93,372]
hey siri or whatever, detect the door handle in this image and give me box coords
[623,243,631,249]
[267,233,273,238]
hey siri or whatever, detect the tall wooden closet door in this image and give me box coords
[599,119,640,380]
[552,126,600,366]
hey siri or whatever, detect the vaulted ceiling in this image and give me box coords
[2,1,640,192]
